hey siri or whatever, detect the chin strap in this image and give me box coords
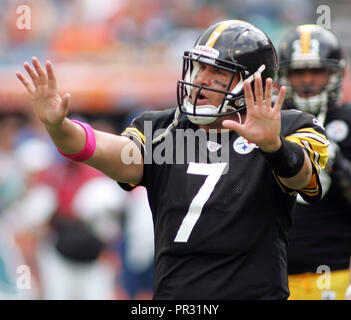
[237,111,242,125]
[224,64,266,109]
[152,108,181,144]
[151,103,243,145]
[245,64,266,83]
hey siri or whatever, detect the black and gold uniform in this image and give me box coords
[119,108,328,299]
[287,103,351,299]
[278,24,350,299]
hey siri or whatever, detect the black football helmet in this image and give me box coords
[177,20,278,125]
[278,24,346,120]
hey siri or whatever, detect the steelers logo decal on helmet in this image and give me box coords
[278,24,345,121]
[291,25,321,68]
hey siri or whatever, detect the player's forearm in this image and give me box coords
[86,131,144,184]
[46,119,143,184]
[45,117,86,154]
[279,151,312,190]
[261,137,313,190]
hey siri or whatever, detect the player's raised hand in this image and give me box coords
[16,57,70,127]
[222,76,286,153]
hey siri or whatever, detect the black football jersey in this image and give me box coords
[288,102,351,274]
[119,108,328,299]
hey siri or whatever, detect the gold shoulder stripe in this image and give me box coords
[296,127,327,139]
[285,129,329,173]
[292,128,329,145]
[284,137,326,174]
[285,136,304,147]
[124,127,145,143]
[300,140,322,173]
[121,131,144,147]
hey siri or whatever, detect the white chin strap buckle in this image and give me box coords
[245,64,266,83]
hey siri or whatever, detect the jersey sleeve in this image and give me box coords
[118,113,148,191]
[117,108,178,192]
[121,115,147,158]
[280,111,329,203]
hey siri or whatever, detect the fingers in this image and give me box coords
[265,78,272,108]
[244,75,266,110]
[16,71,35,95]
[254,75,264,106]
[31,57,47,86]
[21,57,55,89]
[245,76,278,111]
[46,60,57,90]
[24,61,40,87]
[274,86,286,112]
[243,79,254,109]
[222,119,240,131]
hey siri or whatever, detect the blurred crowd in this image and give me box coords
[0,112,155,299]
[0,0,319,66]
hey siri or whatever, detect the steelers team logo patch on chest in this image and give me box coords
[233,136,257,154]
[326,120,348,142]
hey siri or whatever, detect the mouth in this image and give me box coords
[294,84,324,98]
[298,89,318,97]
[191,92,209,105]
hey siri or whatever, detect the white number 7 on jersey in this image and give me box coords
[174,162,227,243]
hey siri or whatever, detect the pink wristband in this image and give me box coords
[57,120,96,162]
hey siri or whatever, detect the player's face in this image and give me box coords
[190,63,239,106]
[288,68,329,97]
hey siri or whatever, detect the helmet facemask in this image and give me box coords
[279,61,344,123]
[278,24,346,124]
[176,20,277,125]
[177,50,247,125]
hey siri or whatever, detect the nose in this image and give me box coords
[299,70,315,84]
[193,66,212,86]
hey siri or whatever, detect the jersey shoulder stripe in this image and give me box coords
[118,108,180,191]
[286,128,329,174]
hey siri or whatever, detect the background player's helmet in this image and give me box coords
[278,24,346,118]
[177,20,278,125]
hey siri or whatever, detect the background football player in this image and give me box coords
[278,24,351,300]
[16,20,328,299]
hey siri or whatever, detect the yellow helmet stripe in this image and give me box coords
[205,21,235,48]
[300,28,311,54]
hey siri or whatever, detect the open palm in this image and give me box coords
[222,76,286,153]
[16,57,70,126]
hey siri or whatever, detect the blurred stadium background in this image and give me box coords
[0,0,350,300]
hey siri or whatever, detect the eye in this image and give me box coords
[199,64,206,71]
[214,68,224,75]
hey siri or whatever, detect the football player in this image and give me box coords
[17,20,328,299]
[278,24,351,300]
